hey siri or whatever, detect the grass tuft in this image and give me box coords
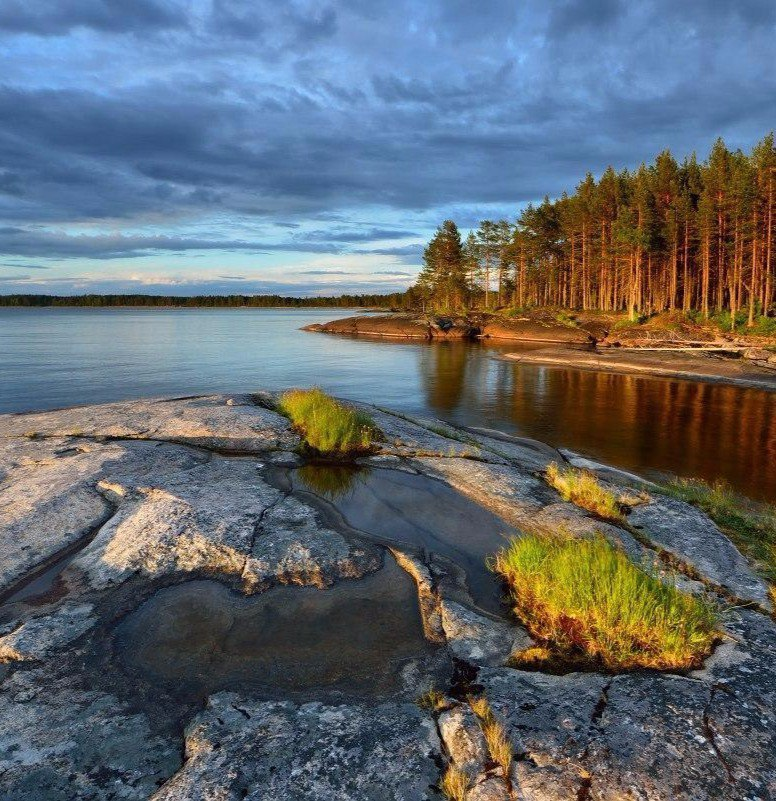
[662,477,776,587]
[278,387,380,455]
[467,696,512,777]
[416,688,447,712]
[546,462,622,520]
[493,532,719,671]
[440,764,469,801]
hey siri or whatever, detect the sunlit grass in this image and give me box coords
[278,388,380,455]
[440,764,469,801]
[493,533,719,671]
[663,477,776,587]
[416,688,447,712]
[467,697,512,777]
[546,462,622,520]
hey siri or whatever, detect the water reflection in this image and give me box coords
[2,309,773,501]
[295,463,368,500]
[293,466,519,614]
[113,557,434,702]
[415,342,775,501]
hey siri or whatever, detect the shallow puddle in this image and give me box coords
[114,556,436,702]
[294,465,520,614]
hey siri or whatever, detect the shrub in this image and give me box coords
[493,533,718,671]
[278,388,380,455]
[546,462,622,520]
[663,478,776,585]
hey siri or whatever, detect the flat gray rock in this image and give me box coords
[586,674,729,800]
[73,456,281,590]
[0,394,772,801]
[0,603,95,661]
[0,394,299,453]
[365,406,504,461]
[243,494,381,592]
[153,693,441,801]
[629,495,772,608]
[480,667,607,793]
[0,437,210,595]
[440,599,532,666]
[438,705,489,779]
[0,665,181,801]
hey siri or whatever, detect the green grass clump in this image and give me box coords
[278,388,380,455]
[493,533,719,671]
[663,478,776,587]
[546,462,622,521]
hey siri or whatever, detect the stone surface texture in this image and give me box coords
[0,394,772,801]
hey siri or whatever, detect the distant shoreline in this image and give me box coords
[0,293,402,309]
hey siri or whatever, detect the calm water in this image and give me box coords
[1,307,774,501]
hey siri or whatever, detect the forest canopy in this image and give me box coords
[415,134,775,325]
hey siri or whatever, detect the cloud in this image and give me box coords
[0,0,188,35]
[297,270,357,275]
[0,0,773,289]
[0,228,342,259]
[296,227,418,243]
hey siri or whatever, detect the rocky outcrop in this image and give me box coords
[304,312,595,344]
[479,317,594,344]
[0,394,773,801]
[0,394,299,453]
[629,494,772,607]
[303,313,472,340]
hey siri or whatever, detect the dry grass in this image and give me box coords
[467,697,512,777]
[278,387,380,455]
[493,532,719,671]
[546,462,622,520]
[416,688,447,712]
[440,764,469,801]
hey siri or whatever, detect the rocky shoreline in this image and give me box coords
[502,348,776,390]
[0,394,774,800]
[304,312,776,390]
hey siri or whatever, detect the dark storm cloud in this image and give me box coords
[297,227,418,243]
[0,229,342,259]
[548,0,624,36]
[0,0,774,268]
[0,0,187,35]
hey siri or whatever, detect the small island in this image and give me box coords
[0,391,773,800]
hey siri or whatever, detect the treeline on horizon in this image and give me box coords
[0,293,406,308]
[415,134,775,326]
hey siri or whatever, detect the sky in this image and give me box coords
[0,0,774,296]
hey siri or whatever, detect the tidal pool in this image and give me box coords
[114,556,436,703]
[294,465,521,614]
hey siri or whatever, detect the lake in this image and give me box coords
[1,307,774,501]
